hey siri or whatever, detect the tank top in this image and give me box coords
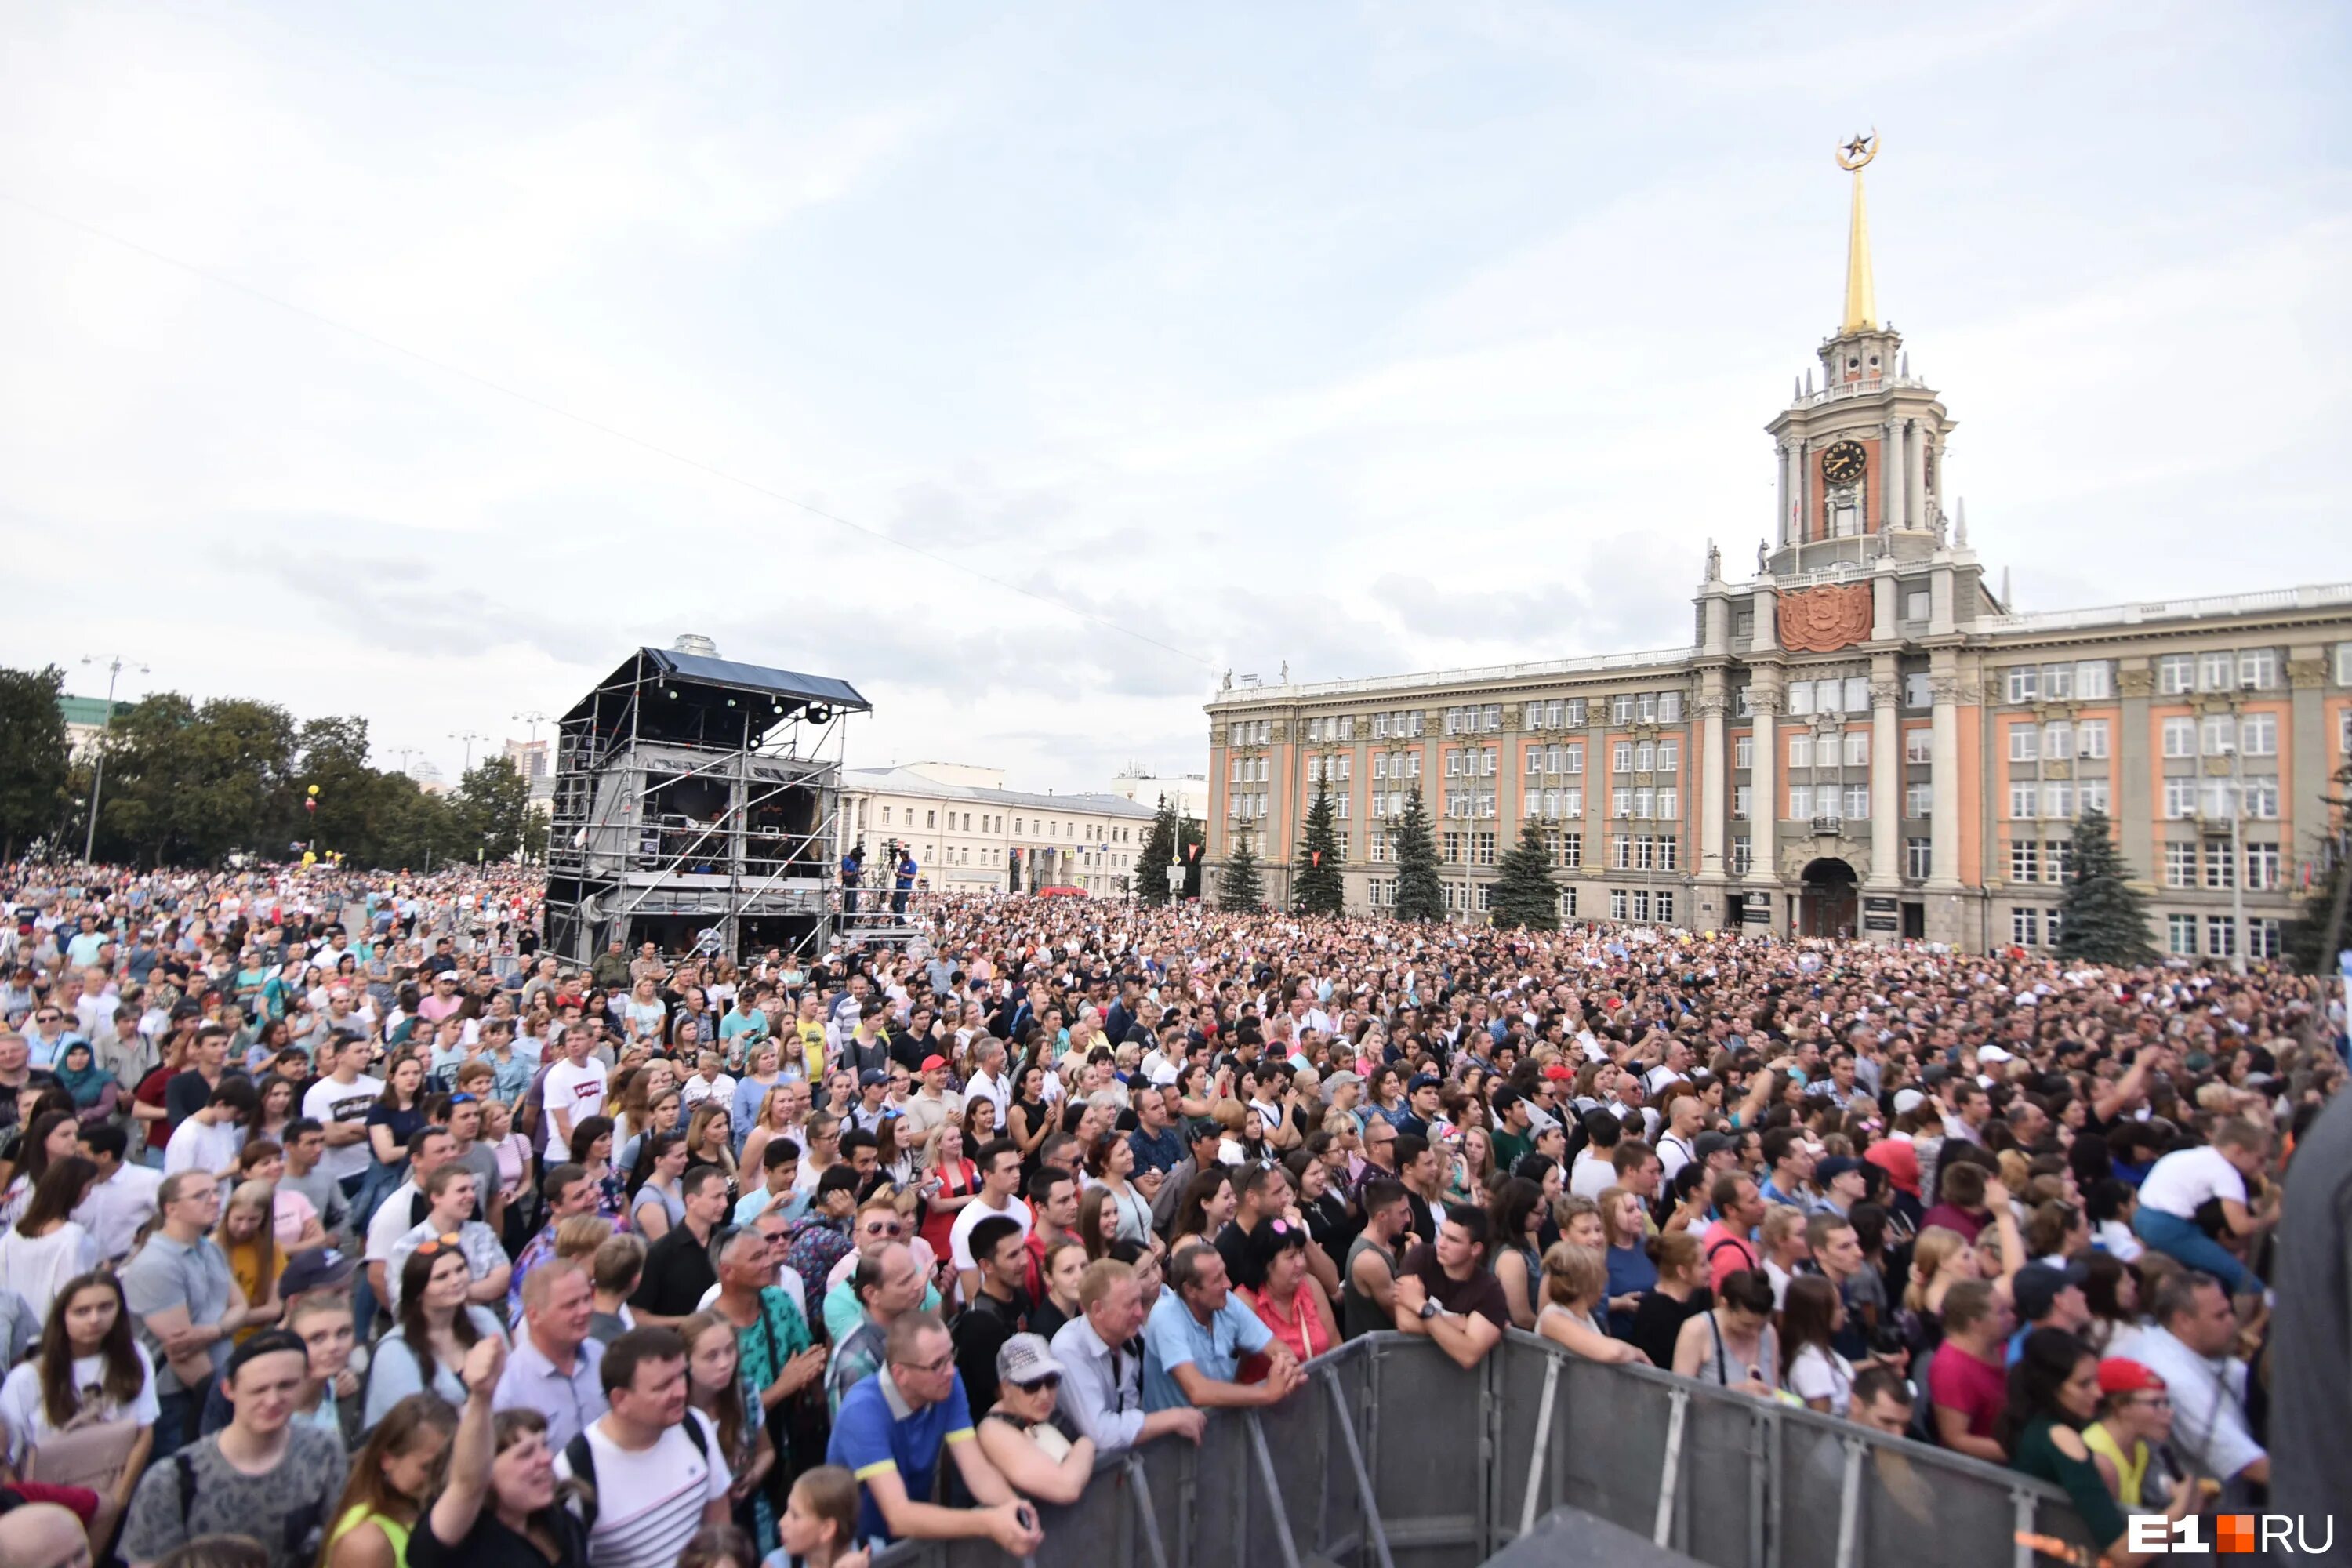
[1340,1235,1395,1341]
[2082,1421,2148,1507]
[328,1507,413,1568]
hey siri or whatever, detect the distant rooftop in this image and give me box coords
[57,695,130,728]
[844,765,1155,818]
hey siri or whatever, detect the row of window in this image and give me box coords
[2009,780,2115,819]
[2161,841,2284,890]
[1229,719,1273,746]
[1444,747,1499,778]
[2009,720,2113,762]
[1526,745,1585,775]
[869,804,1131,840]
[1305,754,1352,782]
[1789,732,1871,768]
[1526,699,1589,731]
[2160,779,2281,821]
[1231,756,1271,783]
[2157,650,2279,696]
[1305,716,1356,742]
[2160,714,2277,759]
[2165,914,2282,960]
[2002,661,2118,705]
[1786,785,1874,819]
[1443,705,1503,735]
[1441,789,1497,819]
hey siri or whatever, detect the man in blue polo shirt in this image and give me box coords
[826,1311,1044,1554]
[1142,1246,1304,1411]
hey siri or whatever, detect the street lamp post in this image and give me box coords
[79,654,148,863]
[448,731,488,772]
[2223,683,2255,976]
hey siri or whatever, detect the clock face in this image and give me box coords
[1823,440,1867,485]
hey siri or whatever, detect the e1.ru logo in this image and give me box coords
[2125,1515,2336,1555]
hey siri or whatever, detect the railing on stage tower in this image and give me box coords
[543,639,870,965]
[869,1331,2097,1568]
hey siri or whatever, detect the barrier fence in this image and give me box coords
[873,1330,2097,1568]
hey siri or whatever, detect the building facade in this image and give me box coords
[1203,150,2352,957]
[840,763,1156,896]
[1109,768,1211,825]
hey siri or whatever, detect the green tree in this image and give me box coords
[98,695,299,866]
[455,757,535,862]
[2285,764,2350,974]
[2056,808,2157,965]
[1391,789,1445,922]
[1219,831,1264,911]
[1490,821,1562,931]
[1293,782,1345,916]
[1137,797,1180,905]
[0,666,71,860]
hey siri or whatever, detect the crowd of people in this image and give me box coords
[0,862,2342,1568]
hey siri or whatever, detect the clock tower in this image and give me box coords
[1762,132,1955,575]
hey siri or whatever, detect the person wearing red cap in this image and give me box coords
[899,1055,963,1163]
[2082,1359,2180,1512]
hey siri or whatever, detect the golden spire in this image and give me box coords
[1836,130,1878,334]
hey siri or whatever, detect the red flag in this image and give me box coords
[1312,851,1322,866]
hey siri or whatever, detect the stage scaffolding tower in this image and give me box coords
[543,641,870,966]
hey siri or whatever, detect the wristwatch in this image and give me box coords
[1417,1298,1443,1321]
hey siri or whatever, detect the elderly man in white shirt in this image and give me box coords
[2131,1271,2268,1494]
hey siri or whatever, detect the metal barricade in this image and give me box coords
[872,1329,2096,1568]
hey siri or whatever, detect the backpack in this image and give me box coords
[562,1410,712,1536]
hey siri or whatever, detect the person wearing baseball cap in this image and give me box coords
[2084,1359,2177,1511]
[2010,1260,2092,1357]
[971,1332,1097,1503]
[901,1052,964,1154]
[1814,1156,1869,1216]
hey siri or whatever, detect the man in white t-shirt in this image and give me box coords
[162,1080,253,1197]
[554,1326,731,1568]
[2132,1120,2273,1298]
[948,1138,1033,1301]
[301,1040,384,1190]
[543,1029,610,1159]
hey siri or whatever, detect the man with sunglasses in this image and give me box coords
[822,1195,945,1343]
[826,1310,1043,1554]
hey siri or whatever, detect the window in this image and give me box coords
[2157,655,2194,695]
[1844,677,1868,713]
[1789,784,1813,818]
[1735,687,1753,717]
[1734,735,1754,769]
[2201,715,2234,757]
[1559,832,1583,868]
[2339,643,2352,686]
[1906,782,1933,818]
[2165,842,2198,888]
[1612,695,1635,724]
[1561,787,1584,818]
[1474,832,1496,866]
[2166,914,2198,956]
[1787,683,1813,717]
[1634,741,1654,771]
[2204,840,2235,889]
[2078,779,2110,813]
[2239,650,2278,690]
[926,810,937,827]
[2009,727,2039,763]
[1733,836,1753,874]
[1475,883,1494,913]
[2010,784,2038,820]
[1525,749,1543,775]
[1611,833,1634,871]
[2075,662,2112,700]
[2252,920,2281,960]
[1843,785,1868,818]
[2077,720,2108,759]
[1610,742,1632,773]
[881,806,894,825]
[1904,672,1933,709]
[1905,729,1932,764]
[1442,832,1462,864]
[2240,713,2277,757]
[1563,744,1584,774]
[1657,891,1675,924]
[2011,842,2039,883]
[2005,667,2038,705]
[2200,779,2234,821]
[1734,785,1752,819]
[1611,789,1630,818]
[1789,734,1813,768]
[2042,664,2073,701]
[1657,739,1680,772]
[2245,779,2279,819]
[1905,837,1932,879]
[2041,781,2073,818]
[1659,692,1683,722]
[2161,718,2195,759]
[1560,887,1579,919]
[1818,679,1847,713]
[2247,843,2281,891]
[2198,652,2234,693]
[2012,907,2042,946]
[1610,889,1628,920]
[1841,731,1867,768]
[1634,787,1658,819]
[2044,722,2072,760]
[2205,916,2237,959]
[1904,590,1929,622]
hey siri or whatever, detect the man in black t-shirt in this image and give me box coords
[1393,1210,1507,1370]
[629,1166,728,1324]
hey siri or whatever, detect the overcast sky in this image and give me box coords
[3,2,2345,791]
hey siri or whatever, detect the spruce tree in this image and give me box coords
[1490,821,1562,931]
[1219,832,1265,911]
[2285,764,2350,972]
[1137,797,1179,905]
[1294,782,1345,916]
[2056,808,2158,965]
[1391,789,1445,922]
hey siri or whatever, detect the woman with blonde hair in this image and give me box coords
[322,1391,457,1568]
[739,1083,800,1179]
[214,1178,283,1341]
[685,1102,739,1195]
[1534,1243,1648,1365]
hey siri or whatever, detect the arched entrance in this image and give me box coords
[1798,858,1858,938]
